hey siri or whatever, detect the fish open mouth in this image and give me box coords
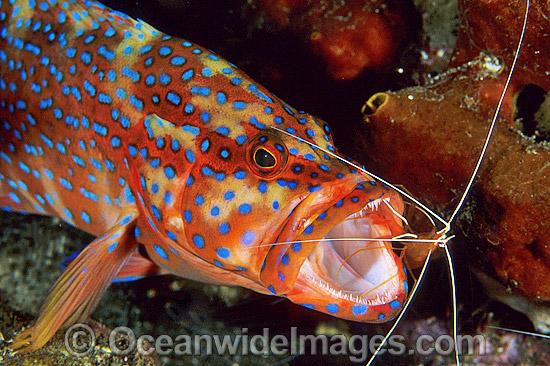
[298,197,399,304]
[296,195,404,305]
[260,175,408,320]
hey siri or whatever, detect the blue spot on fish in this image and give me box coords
[238,204,251,214]
[193,234,205,248]
[81,210,91,224]
[352,305,369,315]
[241,231,255,246]
[389,300,401,309]
[108,242,118,253]
[216,248,230,258]
[326,304,339,313]
[154,245,168,260]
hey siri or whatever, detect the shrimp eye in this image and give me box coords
[254,148,276,168]
[247,133,288,179]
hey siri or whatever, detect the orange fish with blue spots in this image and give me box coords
[0,0,409,351]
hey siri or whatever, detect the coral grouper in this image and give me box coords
[0,0,408,351]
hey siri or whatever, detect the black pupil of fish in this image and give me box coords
[254,148,276,168]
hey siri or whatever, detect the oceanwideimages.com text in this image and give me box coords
[65,324,487,362]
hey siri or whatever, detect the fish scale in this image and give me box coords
[0,0,410,352]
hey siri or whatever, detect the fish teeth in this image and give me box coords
[367,198,382,211]
[304,273,371,305]
[348,196,391,220]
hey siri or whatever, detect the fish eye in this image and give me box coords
[254,148,276,168]
[246,133,288,179]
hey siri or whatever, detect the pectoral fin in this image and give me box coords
[11,208,139,353]
[113,250,170,282]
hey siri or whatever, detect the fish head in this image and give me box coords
[178,102,408,322]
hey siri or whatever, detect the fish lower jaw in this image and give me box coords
[301,271,395,306]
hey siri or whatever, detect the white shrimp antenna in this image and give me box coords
[365,0,530,364]
[269,1,529,363]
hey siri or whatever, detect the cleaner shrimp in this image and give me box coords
[274,0,546,364]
